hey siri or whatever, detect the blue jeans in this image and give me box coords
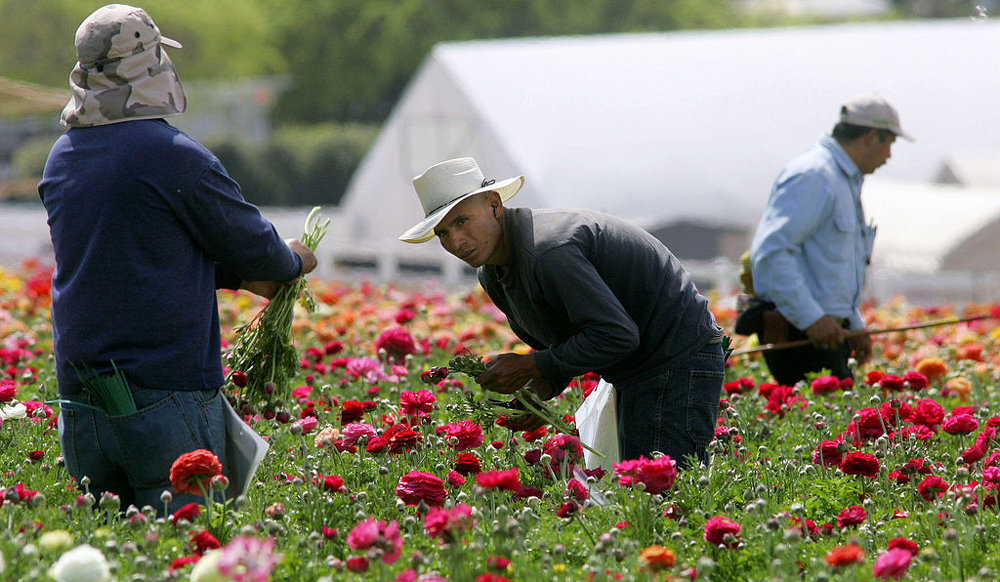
[58,386,227,514]
[616,341,724,469]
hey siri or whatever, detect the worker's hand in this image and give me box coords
[497,395,547,432]
[477,353,542,395]
[848,333,873,365]
[805,315,847,351]
[287,238,318,276]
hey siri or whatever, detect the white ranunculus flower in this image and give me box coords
[39,530,75,552]
[48,544,110,582]
[189,550,231,582]
[0,401,26,420]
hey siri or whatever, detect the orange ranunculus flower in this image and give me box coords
[825,543,865,568]
[639,544,676,572]
[914,357,947,383]
[945,376,972,401]
[169,449,223,495]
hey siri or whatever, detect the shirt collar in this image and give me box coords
[818,135,863,182]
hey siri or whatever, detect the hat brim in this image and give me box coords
[399,175,524,243]
[160,36,182,49]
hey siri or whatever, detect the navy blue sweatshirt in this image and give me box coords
[39,119,301,395]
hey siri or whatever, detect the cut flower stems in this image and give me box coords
[445,350,604,457]
[226,207,330,408]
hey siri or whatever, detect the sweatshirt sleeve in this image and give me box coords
[172,159,302,283]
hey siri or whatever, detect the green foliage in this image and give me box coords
[205,122,378,207]
[0,0,285,88]
[273,0,745,123]
[11,136,57,180]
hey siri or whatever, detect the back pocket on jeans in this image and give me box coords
[685,369,724,449]
[107,393,200,490]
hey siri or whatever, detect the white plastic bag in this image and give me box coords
[574,379,619,473]
[222,398,270,498]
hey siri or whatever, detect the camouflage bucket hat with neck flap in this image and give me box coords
[61,4,186,128]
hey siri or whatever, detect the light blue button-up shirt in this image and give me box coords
[750,135,874,332]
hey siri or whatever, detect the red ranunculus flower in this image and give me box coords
[556,499,580,519]
[812,439,843,467]
[453,452,482,476]
[475,468,521,492]
[0,379,17,402]
[887,538,919,556]
[446,471,465,488]
[878,374,905,391]
[836,505,867,528]
[840,452,880,478]
[395,471,447,507]
[902,371,929,390]
[189,529,221,556]
[322,475,345,492]
[375,328,417,363]
[942,413,979,435]
[703,515,741,548]
[384,423,421,454]
[170,502,202,526]
[169,555,201,572]
[810,375,841,395]
[917,475,949,501]
[341,400,365,425]
[170,449,223,495]
[566,478,589,503]
[911,399,945,428]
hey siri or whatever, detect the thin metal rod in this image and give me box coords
[730,313,993,357]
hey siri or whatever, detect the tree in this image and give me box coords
[273,0,742,124]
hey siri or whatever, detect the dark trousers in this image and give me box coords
[762,322,852,387]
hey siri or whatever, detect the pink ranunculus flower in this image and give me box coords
[703,515,741,548]
[347,518,403,564]
[216,535,281,582]
[400,389,436,418]
[341,423,377,446]
[612,455,678,495]
[942,413,979,436]
[395,471,447,507]
[422,503,475,540]
[442,420,485,451]
[872,547,913,579]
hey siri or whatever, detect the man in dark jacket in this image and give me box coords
[400,157,723,467]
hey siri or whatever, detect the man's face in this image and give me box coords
[857,132,896,174]
[433,192,504,268]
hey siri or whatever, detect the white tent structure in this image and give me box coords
[331,18,1000,298]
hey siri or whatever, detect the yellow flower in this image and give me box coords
[552,563,566,573]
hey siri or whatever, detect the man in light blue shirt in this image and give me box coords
[750,95,912,386]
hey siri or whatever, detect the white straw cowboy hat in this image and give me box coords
[400,157,524,243]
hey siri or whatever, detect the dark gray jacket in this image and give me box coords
[479,207,720,394]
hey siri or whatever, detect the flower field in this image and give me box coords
[4,258,1000,581]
